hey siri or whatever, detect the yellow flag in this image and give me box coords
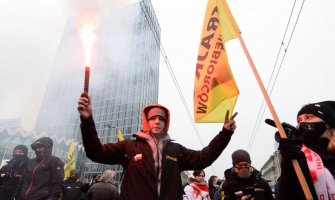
[117,129,124,141]
[64,140,76,178]
[194,0,240,122]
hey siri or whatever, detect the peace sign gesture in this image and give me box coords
[223,110,238,131]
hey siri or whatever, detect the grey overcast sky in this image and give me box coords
[1,0,335,178]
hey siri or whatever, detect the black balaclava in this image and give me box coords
[12,145,28,167]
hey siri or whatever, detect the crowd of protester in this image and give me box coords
[1,100,334,199]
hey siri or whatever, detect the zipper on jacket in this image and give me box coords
[24,159,44,200]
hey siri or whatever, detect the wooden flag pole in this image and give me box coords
[221,1,313,199]
[237,35,313,199]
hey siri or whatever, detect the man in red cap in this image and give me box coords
[78,93,237,200]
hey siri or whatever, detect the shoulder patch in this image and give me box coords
[166,155,177,162]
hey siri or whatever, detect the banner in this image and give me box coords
[117,129,124,141]
[64,140,76,178]
[194,0,240,122]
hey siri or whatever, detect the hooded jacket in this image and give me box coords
[80,104,234,200]
[0,145,29,200]
[221,167,274,200]
[19,137,64,200]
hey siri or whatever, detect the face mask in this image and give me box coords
[35,149,45,159]
[298,122,327,140]
[13,154,25,161]
[237,171,252,179]
[11,155,25,168]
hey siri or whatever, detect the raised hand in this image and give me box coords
[223,110,238,131]
[77,92,93,118]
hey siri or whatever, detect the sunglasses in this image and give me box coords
[235,163,251,169]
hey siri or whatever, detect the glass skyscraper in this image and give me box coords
[34,0,160,184]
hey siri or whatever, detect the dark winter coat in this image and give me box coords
[278,135,335,200]
[80,105,234,200]
[279,152,318,200]
[212,187,222,200]
[62,178,89,200]
[209,185,220,200]
[0,157,28,200]
[221,167,274,200]
[19,137,64,200]
[86,181,119,200]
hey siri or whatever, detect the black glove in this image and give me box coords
[278,138,304,160]
[0,172,11,179]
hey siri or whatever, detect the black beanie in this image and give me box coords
[13,145,28,156]
[232,149,251,165]
[297,101,335,128]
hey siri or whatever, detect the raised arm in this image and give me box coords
[77,93,126,165]
[179,112,238,170]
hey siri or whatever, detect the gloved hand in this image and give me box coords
[0,172,11,179]
[278,138,304,160]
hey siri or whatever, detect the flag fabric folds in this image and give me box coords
[64,140,76,178]
[194,0,240,123]
[117,129,124,141]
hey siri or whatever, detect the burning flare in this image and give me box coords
[79,23,96,66]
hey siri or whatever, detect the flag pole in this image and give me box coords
[237,34,314,199]
[221,1,313,199]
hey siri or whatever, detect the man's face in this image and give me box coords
[35,146,45,157]
[70,173,79,181]
[13,149,24,156]
[148,115,166,134]
[234,161,251,173]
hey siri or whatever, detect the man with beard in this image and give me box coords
[0,145,29,200]
[221,149,273,200]
[62,169,89,200]
[18,137,64,200]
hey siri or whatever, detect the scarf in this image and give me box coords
[190,181,210,198]
[302,145,335,199]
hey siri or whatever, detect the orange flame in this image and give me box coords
[80,23,96,66]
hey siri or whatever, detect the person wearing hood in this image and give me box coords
[278,101,335,200]
[18,137,64,200]
[0,144,29,200]
[77,93,237,200]
[220,149,273,200]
